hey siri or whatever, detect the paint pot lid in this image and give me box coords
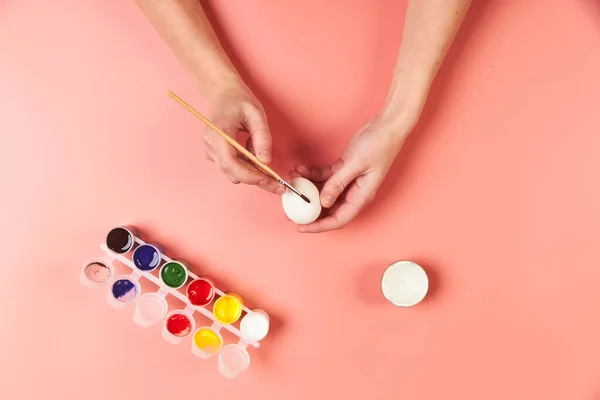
[381,261,428,307]
[240,311,269,341]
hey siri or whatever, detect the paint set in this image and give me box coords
[80,225,270,379]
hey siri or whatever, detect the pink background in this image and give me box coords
[2,0,600,399]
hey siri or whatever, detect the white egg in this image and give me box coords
[281,177,322,224]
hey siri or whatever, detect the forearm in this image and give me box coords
[135,0,240,95]
[381,0,471,122]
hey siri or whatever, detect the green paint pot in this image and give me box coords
[160,261,188,289]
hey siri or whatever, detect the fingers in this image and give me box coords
[319,161,360,208]
[294,159,344,183]
[245,136,255,155]
[298,199,362,233]
[288,170,302,179]
[204,108,285,197]
[257,176,286,194]
[207,138,284,193]
[244,105,272,164]
[205,127,263,183]
[245,137,284,194]
[298,181,374,233]
[219,149,266,185]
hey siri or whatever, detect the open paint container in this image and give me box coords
[80,258,114,288]
[84,226,270,378]
[213,293,244,325]
[240,309,270,342]
[381,261,429,307]
[132,243,164,272]
[162,309,196,344]
[133,291,169,328]
[218,344,251,379]
[191,325,223,359]
[106,275,141,309]
[186,277,215,307]
[105,225,138,255]
[159,260,188,289]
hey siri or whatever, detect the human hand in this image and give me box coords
[292,114,418,233]
[203,78,284,195]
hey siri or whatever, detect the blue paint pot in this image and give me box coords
[111,278,139,303]
[132,243,163,272]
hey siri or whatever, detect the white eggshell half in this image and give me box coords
[381,261,429,307]
[281,177,322,225]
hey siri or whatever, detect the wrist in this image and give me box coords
[201,73,245,99]
[192,57,243,98]
[379,70,432,132]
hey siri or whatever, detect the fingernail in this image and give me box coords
[259,150,270,162]
[259,179,268,185]
[298,227,306,233]
[322,194,334,207]
[277,186,285,195]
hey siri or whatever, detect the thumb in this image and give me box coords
[244,105,272,164]
[320,160,359,208]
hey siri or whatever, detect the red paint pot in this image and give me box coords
[186,278,215,306]
[162,310,195,344]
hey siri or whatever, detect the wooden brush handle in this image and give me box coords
[167,90,281,181]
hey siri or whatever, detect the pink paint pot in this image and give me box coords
[79,258,114,289]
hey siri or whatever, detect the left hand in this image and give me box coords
[292,114,417,233]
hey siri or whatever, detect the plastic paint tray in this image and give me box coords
[80,226,270,379]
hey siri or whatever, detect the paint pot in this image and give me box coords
[159,261,188,289]
[381,261,429,307]
[213,293,243,325]
[133,292,168,328]
[191,326,223,360]
[186,278,215,306]
[162,310,196,344]
[79,258,114,288]
[105,225,138,254]
[132,243,163,272]
[218,344,251,379]
[106,275,140,309]
[240,309,270,342]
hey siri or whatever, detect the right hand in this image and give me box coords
[203,78,284,195]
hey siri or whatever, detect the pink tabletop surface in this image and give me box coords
[2,1,600,399]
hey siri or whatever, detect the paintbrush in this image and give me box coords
[167,90,310,204]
